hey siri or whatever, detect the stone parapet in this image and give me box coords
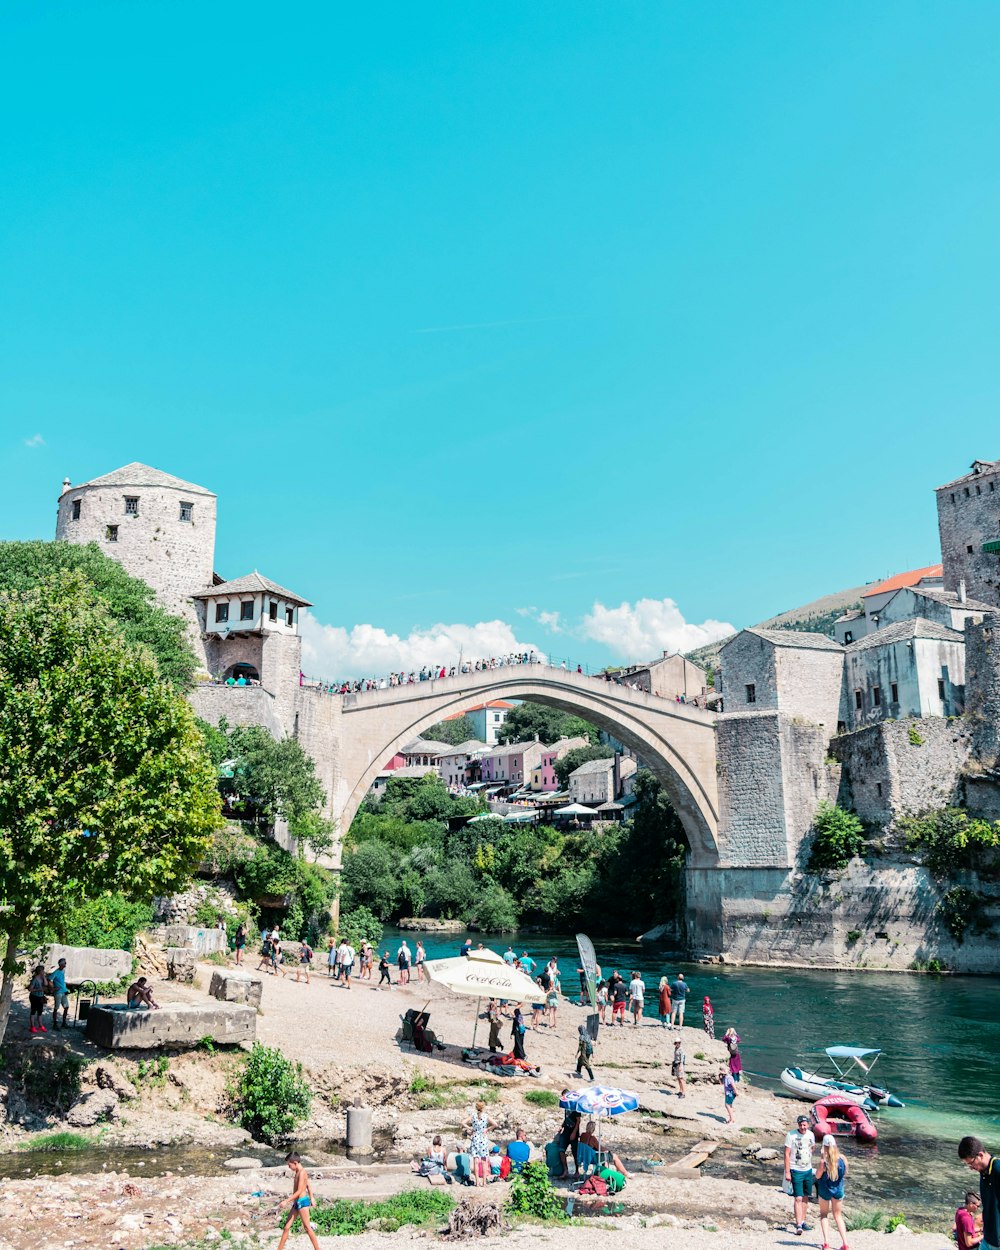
[36,943,133,985]
[85,1002,256,1049]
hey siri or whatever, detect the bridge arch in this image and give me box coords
[333,667,719,868]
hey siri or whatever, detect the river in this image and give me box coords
[386,925,1000,1222]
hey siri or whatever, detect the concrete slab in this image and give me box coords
[166,947,196,982]
[85,1002,256,1049]
[162,925,229,955]
[210,970,263,1007]
[36,943,133,985]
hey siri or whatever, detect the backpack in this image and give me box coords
[578,1175,609,1196]
[499,1155,512,1180]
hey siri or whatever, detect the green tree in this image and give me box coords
[230,1043,312,1143]
[0,541,198,690]
[0,574,221,1043]
[423,715,477,745]
[553,744,614,788]
[221,724,328,840]
[498,703,599,746]
[808,802,867,871]
[340,840,400,920]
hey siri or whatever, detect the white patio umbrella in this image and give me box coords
[424,948,542,1050]
[553,802,599,817]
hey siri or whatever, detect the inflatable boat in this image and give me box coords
[780,1047,904,1109]
[810,1094,878,1144]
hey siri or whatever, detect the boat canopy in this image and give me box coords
[825,1046,881,1059]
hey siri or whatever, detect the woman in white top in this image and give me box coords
[629,971,645,1026]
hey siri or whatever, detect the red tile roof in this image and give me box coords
[443,700,515,719]
[861,564,943,599]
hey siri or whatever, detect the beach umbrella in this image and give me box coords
[552,802,599,817]
[424,948,542,1050]
[560,1085,640,1157]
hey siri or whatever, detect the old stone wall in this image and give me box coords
[719,633,777,711]
[774,647,844,730]
[203,635,265,682]
[936,464,1000,605]
[964,612,1000,764]
[690,859,1000,973]
[834,717,971,829]
[716,712,786,865]
[188,684,285,738]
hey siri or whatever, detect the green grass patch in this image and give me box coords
[523,1088,560,1108]
[407,1074,499,1110]
[847,1208,906,1232]
[739,1126,757,1135]
[21,1131,92,1153]
[308,1189,454,1235]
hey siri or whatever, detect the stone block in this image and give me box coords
[162,925,229,955]
[66,1088,120,1127]
[36,943,132,986]
[85,1002,257,1049]
[166,948,196,982]
[209,970,263,1007]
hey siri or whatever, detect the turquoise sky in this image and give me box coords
[3,4,999,676]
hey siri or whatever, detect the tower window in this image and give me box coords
[179,501,193,522]
[269,600,278,622]
[844,630,853,644]
[745,683,756,704]
[285,607,294,627]
[873,685,881,706]
[951,493,955,502]
[240,601,254,621]
[977,485,982,495]
[967,545,974,554]
[215,603,230,623]
[891,682,898,703]
[124,496,139,516]
[855,690,863,710]
[106,524,118,542]
[71,498,81,520]
[965,487,971,497]
[938,678,946,699]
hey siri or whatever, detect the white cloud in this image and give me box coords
[299,612,544,680]
[23,433,45,448]
[536,610,562,632]
[580,597,734,658]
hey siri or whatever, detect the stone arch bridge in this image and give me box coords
[308,666,719,869]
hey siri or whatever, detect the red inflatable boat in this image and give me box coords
[810,1095,878,1144]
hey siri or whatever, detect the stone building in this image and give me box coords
[567,754,636,806]
[718,627,844,730]
[610,652,707,700]
[437,740,489,789]
[936,458,1000,606]
[833,565,943,644]
[529,736,589,791]
[841,618,966,731]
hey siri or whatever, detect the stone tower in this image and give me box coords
[55,462,217,635]
[964,611,1000,766]
[935,458,1000,607]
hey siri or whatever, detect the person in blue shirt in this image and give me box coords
[520,951,535,976]
[506,1128,532,1172]
[461,938,472,958]
[503,946,516,966]
[670,973,689,1028]
[49,958,70,1030]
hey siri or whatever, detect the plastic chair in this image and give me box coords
[575,1142,598,1177]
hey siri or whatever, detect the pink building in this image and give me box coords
[530,736,589,791]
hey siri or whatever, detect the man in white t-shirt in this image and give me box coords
[784,1114,816,1235]
[338,939,356,989]
[628,972,645,1026]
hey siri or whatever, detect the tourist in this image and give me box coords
[657,976,672,1028]
[956,1190,984,1250]
[397,939,411,984]
[628,970,645,1026]
[325,938,337,978]
[233,923,246,966]
[338,936,355,989]
[504,945,516,965]
[720,1069,738,1123]
[378,951,392,987]
[486,999,502,1053]
[577,966,590,1004]
[412,1134,451,1181]
[703,995,715,1039]
[413,940,426,979]
[816,1134,849,1249]
[463,1099,498,1187]
[270,937,286,977]
[28,965,47,1034]
[671,1035,687,1098]
[511,1005,527,1060]
[546,971,560,1031]
[579,1120,630,1177]
[530,987,545,1030]
[611,974,628,1026]
[724,1027,743,1081]
[520,950,535,977]
[507,1127,531,1173]
[555,1094,581,1177]
[127,977,160,1010]
[294,938,313,984]
[959,1137,1000,1250]
[575,1024,595,1081]
[670,973,689,1028]
[49,957,69,1030]
[257,934,273,972]
[461,937,472,958]
[784,1113,817,1236]
[276,1152,321,1250]
[596,980,608,1025]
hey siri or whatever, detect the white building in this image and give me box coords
[567,755,637,806]
[842,618,966,730]
[437,740,489,789]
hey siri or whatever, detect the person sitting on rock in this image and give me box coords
[126,977,160,1010]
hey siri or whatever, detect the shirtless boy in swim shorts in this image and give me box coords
[276,1152,321,1250]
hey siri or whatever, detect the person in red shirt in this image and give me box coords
[957,1190,983,1250]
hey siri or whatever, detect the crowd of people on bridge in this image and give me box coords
[299,650,544,695]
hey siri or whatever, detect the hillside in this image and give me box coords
[686,582,869,672]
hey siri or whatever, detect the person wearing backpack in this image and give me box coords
[575,1024,594,1081]
[511,1004,527,1060]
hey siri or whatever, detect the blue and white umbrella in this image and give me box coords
[560,1085,640,1117]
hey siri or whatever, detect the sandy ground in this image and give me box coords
[0,957,956,1250]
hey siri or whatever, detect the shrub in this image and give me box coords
[308,1190,454,1235]
[465,882,519,932]
[808,802,866,871]
[846,930,862,945]
[847,1208,907,1233]
[898,807,1000,876]
[21,1130,91,1152]
[522,1088,559,1108]
[53,896,153,953]
[337,905,383,952]
[908,726,924,747]
[230,1043,312,1143]
[937,886,987,944]
[508,1161,567,1221]
[1,1046,84,1112]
